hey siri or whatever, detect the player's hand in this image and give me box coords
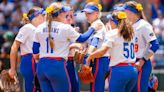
[74,27,80,32]
[69,43,84,50]
[86,54,94,64]
[135,59,145,71]
[8,69,16,79]
[91,22,102,31]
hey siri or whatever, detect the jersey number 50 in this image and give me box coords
[123,42,135,59]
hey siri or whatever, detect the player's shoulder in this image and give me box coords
[134,19,152,30]
[106,29,118,37]
[59,23,72,30]
[19,23,35,32]
[51,21,72,31]
[35,22,47,33]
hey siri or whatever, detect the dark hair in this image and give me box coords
[125,1,147,20]
[112,11,134,41]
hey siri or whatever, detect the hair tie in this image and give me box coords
[118,11,127,19]
[23,13,28,19]
[46,6,54,13]
[98,4,102,11]
[136,4,143,11]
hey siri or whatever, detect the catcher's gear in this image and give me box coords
[148,74,158,92]
[78,65,94,84]
[0,70,20,92]
[73,49,86,64]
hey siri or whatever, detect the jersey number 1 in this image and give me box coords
[46,37,54,53]
[123,42,135,59]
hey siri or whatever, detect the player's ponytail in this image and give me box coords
[112,11,134,41]
[22,13,29,24]
[125,1,147,20]
[45,3,62,49]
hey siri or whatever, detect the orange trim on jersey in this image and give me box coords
[92,58,99,92]
[138,69,142,92]
[32,57,36,92]
[64,60,72,92]
[32,57,36,75]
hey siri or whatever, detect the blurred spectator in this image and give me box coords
[0,11,5,31]
[10,4,23,32]
[100,0,114,12]
[0,0,14,15]
[41,0,54,8]
[0,0,14,30]
[20,0,34,13]
[153,7,164,44]
[74,0,86,11]
[0,31,15,72]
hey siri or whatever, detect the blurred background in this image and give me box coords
[0,0,164,91]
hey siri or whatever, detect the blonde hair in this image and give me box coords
[112,11,134,41]
[22,13,29,24]
[125,1,147,20]
[46,2,63,49]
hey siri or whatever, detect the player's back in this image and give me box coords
[105,29,136,66]
[132,19,156,58]
[15,23,36,55]
[35,21,79,59]
[87,19,109,56]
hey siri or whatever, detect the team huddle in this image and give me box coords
[4,1,159,92]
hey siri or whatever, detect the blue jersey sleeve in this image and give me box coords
[76,27,95,42]
[90,37,99,48]
[33,42,40,54]
[150,39,159,53]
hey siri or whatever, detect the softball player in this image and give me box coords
[65,6,80,92]
[123,1,159,92]
[32,2,101,92]
[82,2,110,92]
[8,7,45,92]
[87,11,138,92]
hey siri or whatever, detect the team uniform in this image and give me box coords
[132,19,159,92]
[67,45,80,92]
[33,21,96,92]
[15,23,36,92]
[87,19,110,92]
[103,29,137,92]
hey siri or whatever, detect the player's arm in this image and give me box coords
[87,45,109,63]
[32,30,40,63]
[141,25,159,61]
[67,23,102,43]
[76,27,95,42]
[69,43,84,50]
[9,40,21,78]
[142,39,159,61]
[33,42,40,63]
